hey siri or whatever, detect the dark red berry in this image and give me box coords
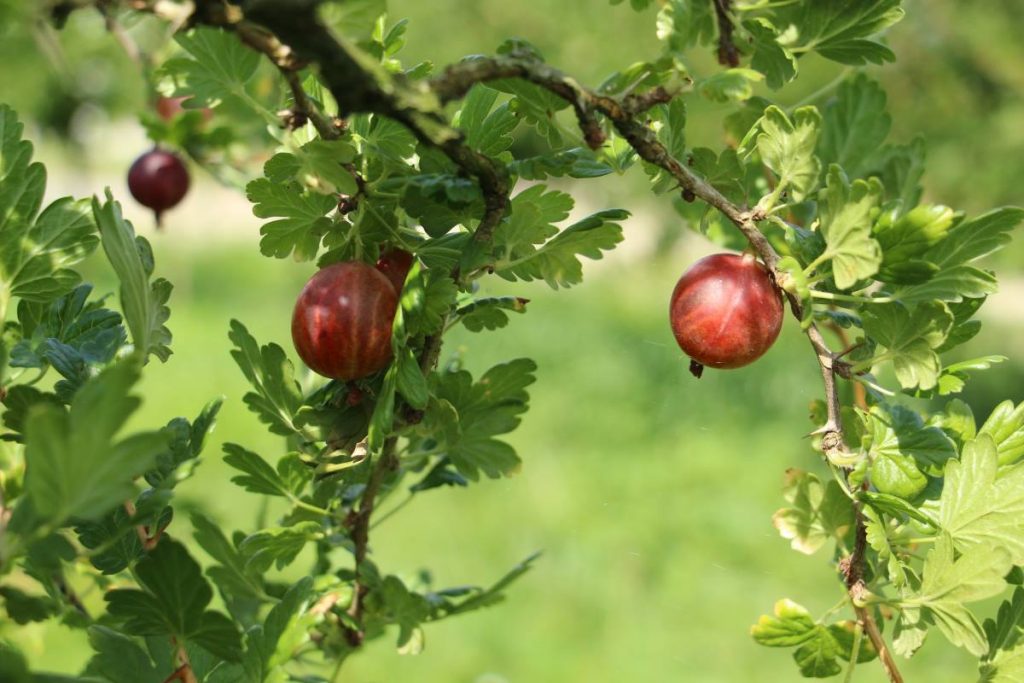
[291,262,398,381]
[374,248,414,294]
[669,253,783,369]
[127,149,190,225]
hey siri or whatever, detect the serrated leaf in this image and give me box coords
[860,301,953,391]
[11,285,125,370]
[401,268,458,338]
[228,320,304,438]
[927,207,1024,268]
[655,0,715,51]
[239,522,323,573]
[895,265,998,305]
[906,533,1010,656]
[145,398,222,488]
[494,186,625,289]
[979,587,1024,682]
[817,165,882,288]
[0,106,98,305]
[980,401,1024,467]
[157,28,261,109]
[223,443,297,498]
[22,361,166,525]
[247,178,336,261]
[105,539,242,661]
[772,469,854,554]
[745,19,797,89]
[428,359,536,480]
[818,75,891,177]
[751,599,817,647]
[509,148,613,181]
[865,405,957,499]
[778,0,904,66]
[93,193,172,362]
[191,513,265,601]
[756,105,822,202]
[456,85,517,157]
[395,347,429,410]
[83,626,162,683]
[456,296,528,333]
[940,436,1024,565]
[645,99,687,193]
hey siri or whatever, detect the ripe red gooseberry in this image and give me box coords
[374,248,415,294]
[291,261,399,381]
[669,252,783,373]
[127,149,190,226]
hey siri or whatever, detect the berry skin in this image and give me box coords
[291,262,399,381]
[127,149,190,225]
[374,248,415,294]
[669,252,783,370]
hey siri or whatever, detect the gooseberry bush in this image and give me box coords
[0,1,1022,682]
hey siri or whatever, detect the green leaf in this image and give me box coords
[145,398,223,488]
[860,301,953,391]
[756,106,821,202]
[907,533,1011,656]
[223,443,301,498]
[11,285,125,371]
[239,522,323,573]
[816,165,882,288]
[157,28,261,109]
[401,267,458,338]
[894,265,998,304]
[456,85,518,157]
[490,79,569,146]
[829,621,878,663]
[430,551,540,618]
[245,577,316,679]
[980,401,1024,467]
[509,148,613,181]
[940,435,1024,565]
[818,75,891,177]
[228,320,304,438]
[979,587,1024,682]
[74,504,145,574]
[744,19,797,89]
[865,404,957,499]
[493,186,625,289]
[655,0,715,52]
[269,140,360,197]
[428,359,536,480]
[699,68,764,104]
[93,193,172,362]
[778,0,904,66]
[644,99,687,193]
[771,469,854,554]
[0,586,57,624]
[751,599,817,647]
[191,513,265,601]
[247,178,336,261]
[23,360,167,524]
[105,539,242,661]
[83,626,162,683]
[456,296,528,333]
[863,505,908,588]
[793,629,843,678]
[0,105,98,305]
[395,347,429,410]
[927,207,1024,268]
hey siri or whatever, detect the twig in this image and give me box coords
[344,436,398,645]
[713,0,741,67]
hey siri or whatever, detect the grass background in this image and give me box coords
[2,0,1024,680]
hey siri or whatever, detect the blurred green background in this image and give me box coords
[2,1,1024,681]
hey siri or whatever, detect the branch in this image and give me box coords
[344,436,398,645]
[235,0,511,245]
[713,0,741,68]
